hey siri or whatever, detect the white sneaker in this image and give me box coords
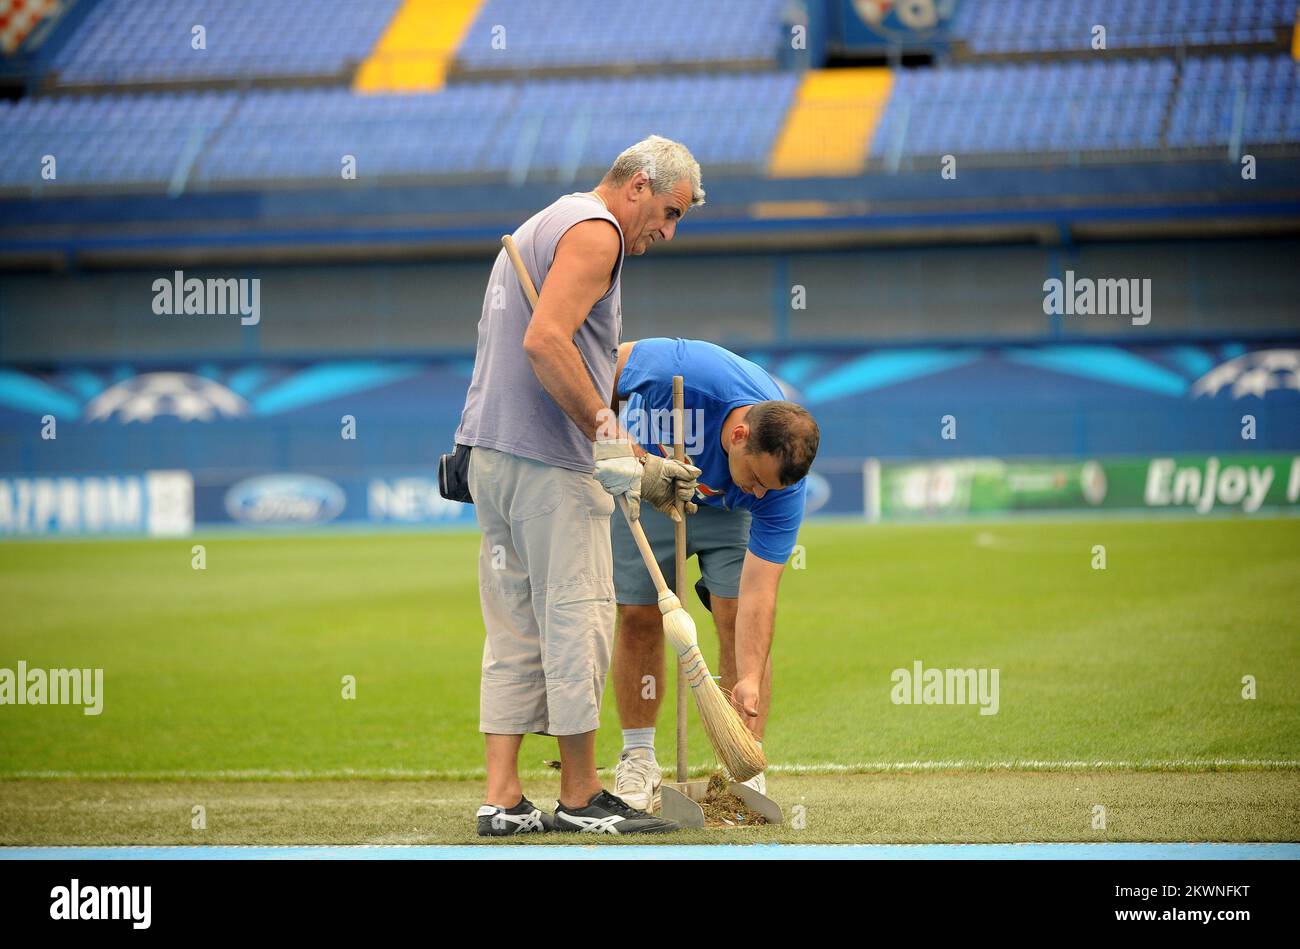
[614,749,662,813]
[740,771,766,797]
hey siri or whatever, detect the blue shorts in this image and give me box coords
[611,503,751,606]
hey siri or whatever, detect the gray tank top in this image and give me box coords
[454,193,625,473]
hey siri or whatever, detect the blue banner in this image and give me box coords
[1,341,1297,491]
[194,471,477,529]
[0,470,193,537]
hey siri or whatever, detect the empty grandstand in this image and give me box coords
[455,0,790,74]
[50,0,402,85]
[952,0,1295,56]
[0,0,1296,195]
[0,0,1296,404]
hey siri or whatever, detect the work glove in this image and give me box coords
[640,454,701,519]
[594,438,645,519]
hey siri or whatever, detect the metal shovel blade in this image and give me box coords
[728,781,784,824]
[661,781,707,828]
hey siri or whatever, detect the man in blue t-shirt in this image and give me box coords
[608,337,820,809]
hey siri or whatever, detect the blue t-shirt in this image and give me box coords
[617,338,807,564]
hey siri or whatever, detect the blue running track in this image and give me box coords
[2,843,1297,860]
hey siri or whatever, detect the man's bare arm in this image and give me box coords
[522,220,630,442]
[735,552,783,680]
[731,551,784,728]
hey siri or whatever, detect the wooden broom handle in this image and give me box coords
[501,235,539,308]
[616,496,671,598]
[672,375,689,784]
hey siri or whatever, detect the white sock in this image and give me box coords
[621,728,656,758]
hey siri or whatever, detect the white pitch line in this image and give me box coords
[765,759,1300,773]
[4,759,1298,781]
[1,768,491,781]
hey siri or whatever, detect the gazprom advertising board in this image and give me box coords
[0,471,193,537]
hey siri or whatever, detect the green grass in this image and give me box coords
[1,517,1297,843]
[2,772,1297,845]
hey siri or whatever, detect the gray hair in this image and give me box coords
[603,135,705,207]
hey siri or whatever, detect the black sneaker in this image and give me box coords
[553,789,681,835]
[476,797,555,837]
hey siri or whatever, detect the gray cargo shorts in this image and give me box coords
[468,446,616,737]
[611,502,751,605]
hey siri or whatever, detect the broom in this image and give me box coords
[616,495,767,782]
[499,234,766,782]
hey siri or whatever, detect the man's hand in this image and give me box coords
[593,439,644,519]
[640,455,701,519]
[731,676,761,736]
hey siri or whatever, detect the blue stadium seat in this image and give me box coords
[951,0,1295,55]
[0,71,797,190]
[873,57,1196,156]
[1167,54,1300,147]
[871,54,1300,158]
[455,0,786,72]
[50,0,401,85]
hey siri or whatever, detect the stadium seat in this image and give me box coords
[454,0,787,73]
[951,0,1295,56]
[49,0,401,85]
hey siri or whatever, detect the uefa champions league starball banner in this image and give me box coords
[0,340,1296,533]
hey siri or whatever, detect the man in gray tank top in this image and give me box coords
[455,136,705,836]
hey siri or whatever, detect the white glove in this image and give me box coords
[641,455,701,518]
[593,439,644,520]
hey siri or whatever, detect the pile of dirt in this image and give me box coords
[700,770,768,827]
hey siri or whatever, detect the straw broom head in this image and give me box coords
[656,591,767,782]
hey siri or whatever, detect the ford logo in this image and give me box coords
[225,474,346,525]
